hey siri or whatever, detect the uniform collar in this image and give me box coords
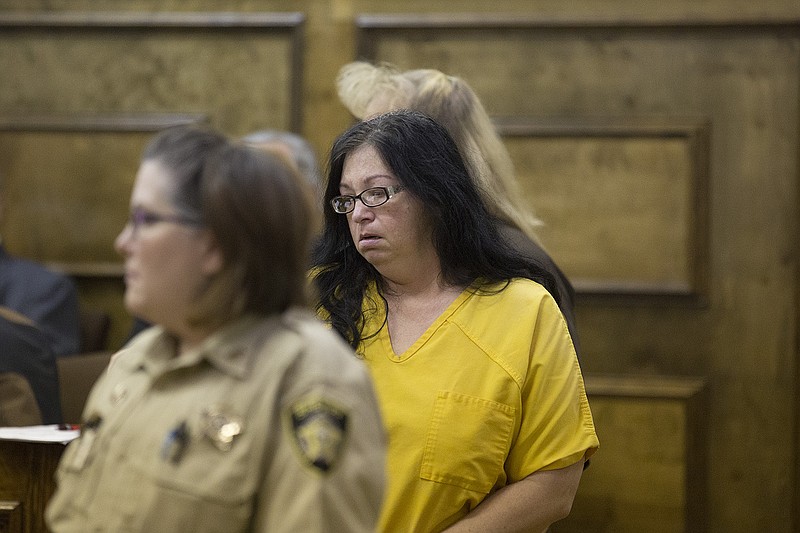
[124,315,274,380]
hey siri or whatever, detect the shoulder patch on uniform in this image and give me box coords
[287,396,348,473]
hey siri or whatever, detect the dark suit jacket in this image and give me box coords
[0,315,62,423]
[0,245,80,357]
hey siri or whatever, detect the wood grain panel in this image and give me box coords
[355,18,733,301]
[0,12,305,134]
[0,114,204,266]
[553,374,708,533]
[0,114,204,348]
[497,117,709,301]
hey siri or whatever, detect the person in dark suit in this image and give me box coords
[0,244,81,357]
[0,307,62,423]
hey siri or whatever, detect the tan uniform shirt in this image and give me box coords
[46,310,386,532]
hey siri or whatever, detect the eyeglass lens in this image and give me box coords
[331,187,397,214]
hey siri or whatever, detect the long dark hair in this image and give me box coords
[312,110,557,348]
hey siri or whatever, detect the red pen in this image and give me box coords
[58,424,80,431]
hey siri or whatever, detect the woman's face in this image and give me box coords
[114,159,222,331]
[339,144,434,280]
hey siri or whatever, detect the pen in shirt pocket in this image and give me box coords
[161,420,190,465]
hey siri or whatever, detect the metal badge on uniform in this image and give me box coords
[201,406,244,451]
[288,397,348,473]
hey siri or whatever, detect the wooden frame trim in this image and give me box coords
[0,113,206,132]
[46,262,124,279]
[795,63,800,533]
[355,13,800,32]
[0,12,306,133]
[494,116,711,303]
[356,14,800,58]
[585,373,707,400]
[0,11,304,29]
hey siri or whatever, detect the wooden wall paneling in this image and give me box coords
[552,375,708,533]
[353,13,799,531]
[354,17,724,304]
[0,12,305,135]
[0,114,204,348]
[0,114,204,264]
[0,11,306,349]
[495,116,710,303]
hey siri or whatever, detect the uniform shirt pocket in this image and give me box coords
[420,391,515,494]
[132,421,257,532]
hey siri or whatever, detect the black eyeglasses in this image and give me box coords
[126,207,202,236]
[330,186,405,214]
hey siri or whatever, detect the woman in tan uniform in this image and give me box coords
[46,124,386,532]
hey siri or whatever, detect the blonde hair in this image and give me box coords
[336,61,543,242]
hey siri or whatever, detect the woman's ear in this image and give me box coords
[199,230,224,276]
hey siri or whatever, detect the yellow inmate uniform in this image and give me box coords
[46,310,386,533]
[357,279,598,532]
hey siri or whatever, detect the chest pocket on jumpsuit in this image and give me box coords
[420,390,515,494]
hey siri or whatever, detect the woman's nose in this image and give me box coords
[114,224,133,256]
[349,201,373,222]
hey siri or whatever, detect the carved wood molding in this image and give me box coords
[355,13,800,30]
[46,261,124,279]
[585,372,707,399]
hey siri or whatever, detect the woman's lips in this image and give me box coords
[123,268,138,284]
[358,234,381,248]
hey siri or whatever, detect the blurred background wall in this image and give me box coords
[0,1,798,531]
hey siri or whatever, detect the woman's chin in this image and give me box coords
[123,294,147,320]
[357,246,388,266]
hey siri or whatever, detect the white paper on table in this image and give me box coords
[0,424,79,444]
